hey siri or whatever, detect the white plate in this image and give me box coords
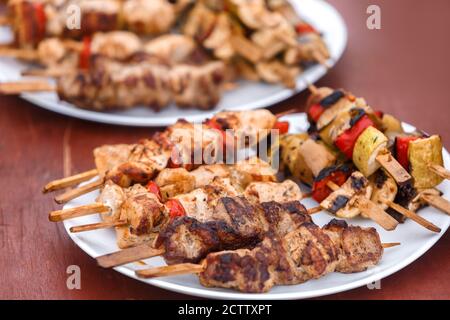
[61,113,450,300]
[0,0,347,126]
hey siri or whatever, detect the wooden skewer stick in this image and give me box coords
[43,169,99,193]
[97,244,165,268]
[54,179,104,204]
[305,82,318,94]
[326,179,439,232]
[0,15,10,26]
[49,203,110,222]
[326,181,399,231]
[385,200,441,233]
[136,241,397,278]
[275,108,299,119]
[0,47,38,60]
[428,164,450,180]
[420,194,450,216]
[382,242,401,248]
[307,206,322,214]
[136,263,205,279]
[0,81,56,94]
[70,220,127,233]
[376,153,412,185]
[312,52,331,69]
[22,67,77,78]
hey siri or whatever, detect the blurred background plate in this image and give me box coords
[61,114,450,300]
[0,0,347,126]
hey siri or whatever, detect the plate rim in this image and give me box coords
[61,114,450,300]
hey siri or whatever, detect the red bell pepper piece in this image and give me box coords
[166,199,186,220]
[374,111,384,119]
[146,181,162,202]
[273,121,290,134]
[33,3,46,40]
[78,36,91,70]
[296,23,316,34]
[335,115,375,159]
[308,104,325,123]
[312,169,350,203]
[395,136,419,170]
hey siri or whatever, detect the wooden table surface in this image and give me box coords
[0,0,449,300]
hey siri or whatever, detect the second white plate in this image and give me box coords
[0,0,347,126]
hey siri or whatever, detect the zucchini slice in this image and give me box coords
[408,135,444,189]
[353,126,388,177]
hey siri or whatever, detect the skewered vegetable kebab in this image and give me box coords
[2,0,188,48]
[277,132,398,230]
[390,133,450,216]
[135,218,391,294]
[43,109,281,203]
[302,86,450,218]
[278,125,441,232]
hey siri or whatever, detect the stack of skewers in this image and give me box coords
[41,103,450,293]
[0,0,331,111]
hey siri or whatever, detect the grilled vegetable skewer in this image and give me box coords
[393,133,450,215]
[303,85,450,217]
[134,219,390,293]
[279,133,441,232]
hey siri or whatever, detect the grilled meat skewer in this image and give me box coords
[136,219,385,293]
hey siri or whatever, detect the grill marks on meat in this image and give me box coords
[199,219,383,293]
[120,185,168,236]
[260,201,311,236]
[57,58,172,110]
[105,139,171,187]
[56,55,226,111]
[156,217,221,264]
[156,196,311,265]
[322,219,383,273]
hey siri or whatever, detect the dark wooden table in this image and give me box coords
[0,0,449,300]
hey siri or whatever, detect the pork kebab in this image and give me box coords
[0,35,227,111]
[43,109,282,204]
[135,218,391,294]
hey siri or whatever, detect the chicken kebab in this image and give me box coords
[42,108,283,203]
[135,218,392,294]
[182,0,330,88]
[49,159,289,245]
[2,0,192,48]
